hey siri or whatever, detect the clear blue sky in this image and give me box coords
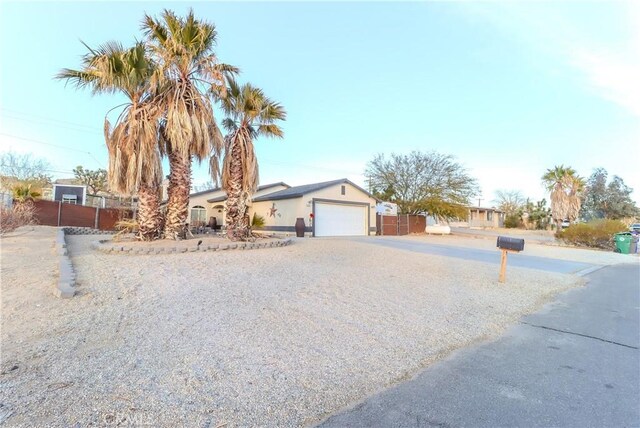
[1,1,638,205]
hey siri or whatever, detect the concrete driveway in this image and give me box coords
[347,236,595,274]
[320,263,640,427]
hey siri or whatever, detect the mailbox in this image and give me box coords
[497,236,525,252]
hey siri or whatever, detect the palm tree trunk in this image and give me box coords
[164,147,191,240]
[555,218,563,233]
[225,141,249,241]
[136,184,163,241]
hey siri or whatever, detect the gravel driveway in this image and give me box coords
[1,227,582,426]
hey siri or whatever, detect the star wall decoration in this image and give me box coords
[268,203,278,218]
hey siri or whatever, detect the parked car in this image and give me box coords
[561,219,571,228]
[630,223,640,233]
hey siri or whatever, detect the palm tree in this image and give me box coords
[218,79,286,241]
[12,184,40,203]
[142,9,237,240]
[57,42,164,241]
[541,165,584,231]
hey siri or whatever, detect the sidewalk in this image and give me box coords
[319,264,640,427]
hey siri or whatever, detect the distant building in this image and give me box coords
[467,206,504,228]
[52,184,87,205]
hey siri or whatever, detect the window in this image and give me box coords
[487,211,493,221]
[190,206,207,226]
[62,194,77,204]
[341,185,346,195]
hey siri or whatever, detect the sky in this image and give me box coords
[1,1,638,207]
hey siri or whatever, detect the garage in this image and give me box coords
[314,201,368,237]
[251,178,378,237]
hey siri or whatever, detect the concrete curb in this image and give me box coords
[91,237,293,255]
[54,228,76,298]
[575,265,607,277]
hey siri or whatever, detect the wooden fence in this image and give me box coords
[376,214,426,236]
[33,200,132,231]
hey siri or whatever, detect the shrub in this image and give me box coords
[559,219,627,249]
[251,213,266,229]
[113,219,138,241]
[0,201,37,234]
[504,214,520,229]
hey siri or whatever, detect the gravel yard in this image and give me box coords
[1,226,583,426]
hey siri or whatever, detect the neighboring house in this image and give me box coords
[467,206,504,228]
[52,184,87,205]
[251,179,378,237]
[188,178,378,237]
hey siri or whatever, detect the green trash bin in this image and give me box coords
[614,233,632,254]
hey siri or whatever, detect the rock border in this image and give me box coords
[63,227,115,236]
[54,228,76,299]
[90,237,293,255]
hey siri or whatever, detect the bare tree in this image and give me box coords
[366,151,478,217]
[493,190,526,216]
[0,151,52,189]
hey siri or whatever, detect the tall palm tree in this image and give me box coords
[142,9,237,240]
[57,41,164,241]
[218,79,286,241]
[541,165,584,231]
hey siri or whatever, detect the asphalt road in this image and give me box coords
[450,227,557,244]
[349,236,593,274]
[319,263,640,428]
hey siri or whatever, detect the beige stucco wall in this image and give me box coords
[189,190,226,226]
[468,208,504,228]
[188,184,289,227]
[251,198,304,230]
[250,182,377,235]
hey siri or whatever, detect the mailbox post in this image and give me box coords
[496,236,525,283]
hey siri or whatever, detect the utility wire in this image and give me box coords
[0,108,102,132]
[0,133,106,168]
[260,157,364,176]
[0,163,75,175]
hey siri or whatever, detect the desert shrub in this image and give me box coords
[504,214,520,229]
[251,213,265,228]
[0,201,37,234]
[559,219,627,249]
[113,219,139,241]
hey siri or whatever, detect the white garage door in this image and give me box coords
[315,202,367,237]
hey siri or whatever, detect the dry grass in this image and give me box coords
[0,201,36,235]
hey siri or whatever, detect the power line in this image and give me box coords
[0,113,103,136]
[0,163,75,175]
[0,132,106,168]
[260,157,364,176]
[0,108,102,133]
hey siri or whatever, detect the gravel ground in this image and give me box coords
[1,226,583,427]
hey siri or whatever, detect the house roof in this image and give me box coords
[252,178,378,202]
[53,183,86,189]
[469,206,504,213]
[203,182,290,203]
[54,178,82,185]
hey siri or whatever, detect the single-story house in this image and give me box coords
[188,178,378,237]
[252,179,378,236]
[51,183,87,205]
[467,206,505,228]
[188,182,290,228]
